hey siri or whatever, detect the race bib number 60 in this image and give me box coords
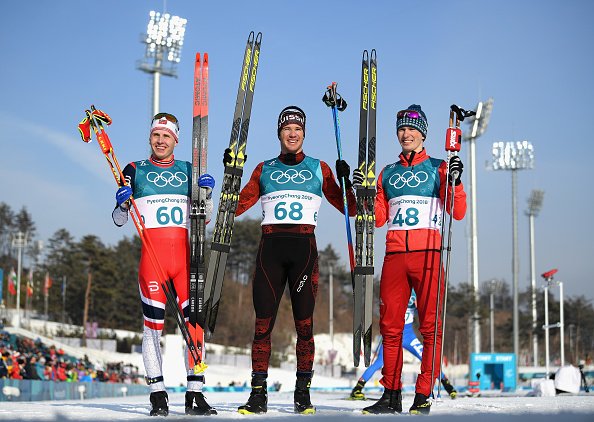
[136,195,189,229]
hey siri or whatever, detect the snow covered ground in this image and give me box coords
[1,390,593,421]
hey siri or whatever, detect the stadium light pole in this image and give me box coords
[526,189,544,366]
[11,231,28,329]
[492,140,534,387]
[137,11,187,116]
[463,98,493,354]
[484,279,503,354]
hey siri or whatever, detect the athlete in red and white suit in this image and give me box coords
[112,113,216,415]
[365,104,466,415]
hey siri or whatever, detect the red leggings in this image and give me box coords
[379,250,444,396]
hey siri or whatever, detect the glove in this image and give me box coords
[335,159,353,189]
[198,173,215,189]
[322,90,347,111]
[116,185,133,206]
[223,148,233,165]
[92,109,112,125]
[78,117,91,143]
[448,156,463,186]
[223,148,247,165]
[352,168,365,187]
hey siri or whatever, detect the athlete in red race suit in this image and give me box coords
[112,113,217,416]
[356,104,466,415]
[233,106,356,415]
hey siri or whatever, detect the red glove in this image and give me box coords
[78,117,91,143]
[92,109,112,125]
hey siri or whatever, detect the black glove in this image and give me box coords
[335,159,352,189]
[223,148,247,166]
[223,148,233,165]
[322,91,347,111]
[352,169,365,187]
[448,156,463,186]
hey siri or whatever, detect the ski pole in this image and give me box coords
[429,104,474,399]
[79,106,207,373]
[323,82,355,278]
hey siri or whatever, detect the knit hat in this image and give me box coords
[396,104,428,138]
[150,112,180,143]
[277,106,306,138]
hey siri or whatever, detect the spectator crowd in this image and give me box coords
[0,329,142,384]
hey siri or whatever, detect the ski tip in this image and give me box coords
[248,31,255,41]
[371,49,377,60]
[196,52,200,61]
[255,31,263,42]
[362,50,368,59]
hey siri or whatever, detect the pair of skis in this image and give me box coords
[198,31,262,334]
[354,49,377,367]
[78,107,206,373]
[189,52,209,343]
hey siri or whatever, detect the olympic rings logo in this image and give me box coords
[146,171,188,188]
[388,171,428,188]
[269,169,313,184]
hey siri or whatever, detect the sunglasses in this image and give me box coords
[397,110,421,119]
[152,112,179,127]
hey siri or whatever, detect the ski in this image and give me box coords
[199,31,262,333]
[189,52,209,329]
[355,49,377,367]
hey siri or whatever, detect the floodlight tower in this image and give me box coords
[11,231,28,328]
[526,189,544,366]
[137,11,187,116]
[492,140,534,387]
[463,98,493,354]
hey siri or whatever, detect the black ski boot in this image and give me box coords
[362,388,402,414]
[185,391,217,415]
[238,374,268,414]
[409,392,431,415]
[441,378,457,399]
[294,373,315,414]
[349,380,366,400]
[149,390,169,417]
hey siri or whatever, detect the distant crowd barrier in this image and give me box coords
[0,379,149,402]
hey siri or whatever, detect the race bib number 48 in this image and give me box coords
[387,195,442,231]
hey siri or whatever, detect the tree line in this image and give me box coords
[1,202,592,366]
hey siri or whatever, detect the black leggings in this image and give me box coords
[250,232,319,373]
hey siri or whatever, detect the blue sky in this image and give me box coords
[2,0,593,302]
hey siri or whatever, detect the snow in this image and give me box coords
[0,391,593,420]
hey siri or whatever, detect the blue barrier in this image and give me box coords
[0,379,149,402]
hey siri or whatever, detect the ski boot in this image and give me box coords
[409,392,431,415]
[441,378,458,399]
[185,391,217,415]
[349,380,366,400]
[149,390,169,417]
[238,374,268,414]
[294,373,316,414]
[362,388,402,414]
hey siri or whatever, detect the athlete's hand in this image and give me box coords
[352,169,365,187]
[116,185,132,206]
[198,174,215,189]
[199,173,215,199]
[336,159,353,189]
[223,148,233,165]
[448,156,463,186]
